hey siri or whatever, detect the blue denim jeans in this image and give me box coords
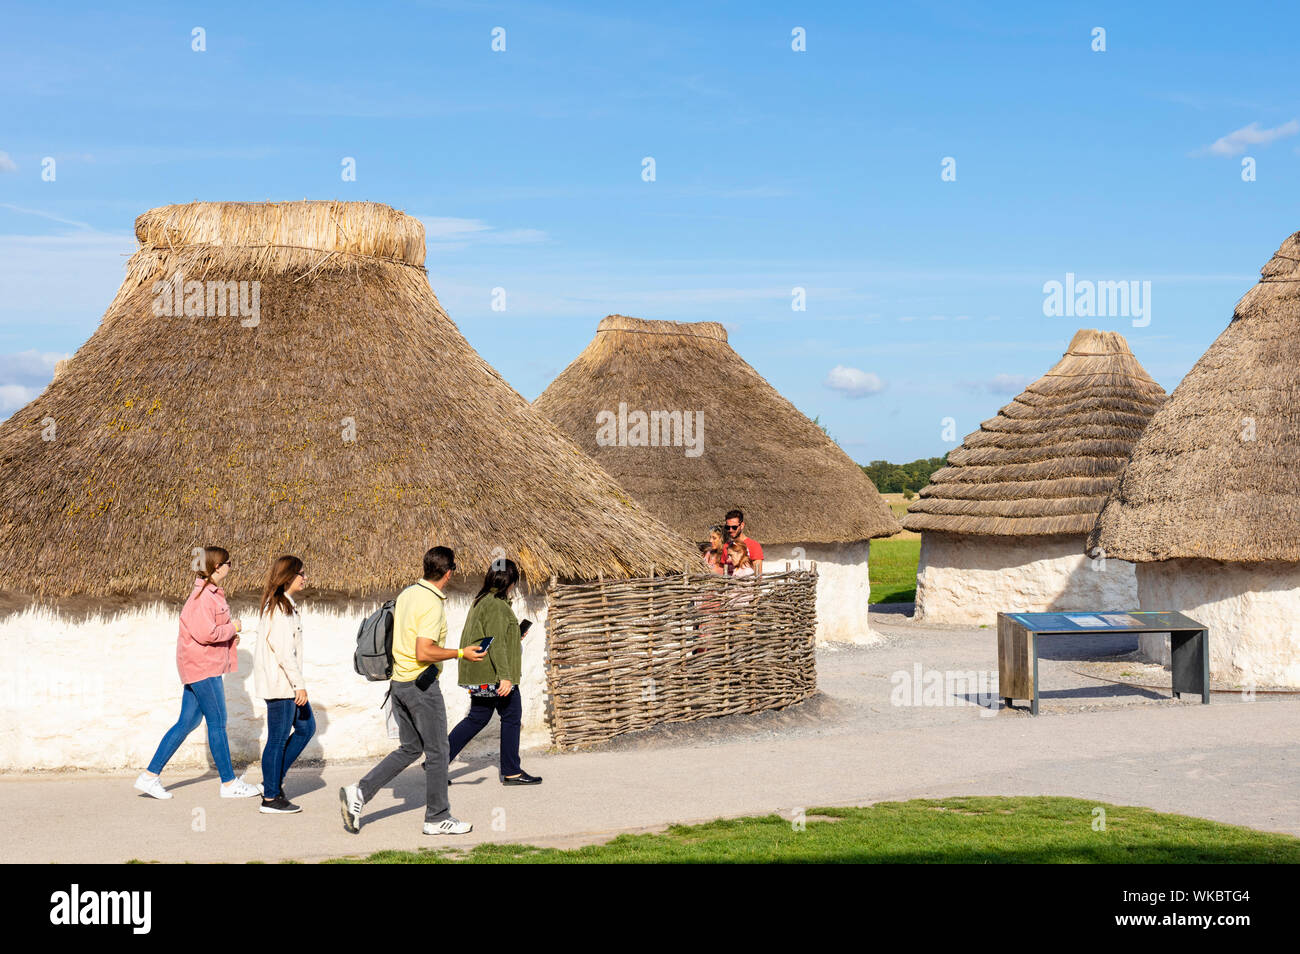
[147,675,235,783]
[261,698,316,799]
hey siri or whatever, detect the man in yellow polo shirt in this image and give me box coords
[340,546,486,835]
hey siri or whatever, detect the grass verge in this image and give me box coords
[322,796,1300,864]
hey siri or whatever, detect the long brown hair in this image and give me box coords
[260,555,304,618]
[193,546,231,599]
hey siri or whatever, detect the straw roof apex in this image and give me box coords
[904,328,1165,537]
[1064,328,1134,355]
[597,314,729,342]
[132,200,427,276]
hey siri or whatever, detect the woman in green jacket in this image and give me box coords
[447,558,541,785]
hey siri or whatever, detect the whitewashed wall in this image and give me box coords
[913,532,1139,627]
[1136,560,1300,687]
[764,541,874,645]
[0,590,551,773]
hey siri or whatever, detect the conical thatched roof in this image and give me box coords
[1091,233,1300,562]
[532,315,899,545]
[904,329,1166,537]
[0,202,702,601]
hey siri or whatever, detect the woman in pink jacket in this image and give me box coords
[134,547,262,799]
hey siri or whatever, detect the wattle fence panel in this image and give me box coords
[545,568,818,746]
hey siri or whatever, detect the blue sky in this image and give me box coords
[2,0,1297,461]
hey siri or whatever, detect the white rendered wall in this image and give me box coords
[1136,560,1300,688]
[913,532,1138,627]
[0,591,551,773]
[763,541,873,645]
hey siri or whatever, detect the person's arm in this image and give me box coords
[189,592,237,645]
[416,641,485,663]
[414,602,485,664]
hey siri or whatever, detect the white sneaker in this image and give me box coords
[133,772,172,800]
[424,816,472,835]
[339,784,364,834]
[220,776,262,798]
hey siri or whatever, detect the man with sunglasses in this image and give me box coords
[340,545,486,836]
[724,509,763,577]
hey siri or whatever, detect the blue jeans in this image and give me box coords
[147,675,235,783]
[261,698,316,799]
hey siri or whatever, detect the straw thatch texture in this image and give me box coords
[1090,233,1300,561]
[0,202,703,600]
[904,329,1165,536]
[533,315,899,544]
[545,569,818,746]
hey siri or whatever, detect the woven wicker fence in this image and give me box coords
[545,568,819,746]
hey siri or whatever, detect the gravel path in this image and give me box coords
[4,605,1297,863]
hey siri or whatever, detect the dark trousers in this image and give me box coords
[261,699,315,799]
[358,678,451,823]
[448,690,522,777]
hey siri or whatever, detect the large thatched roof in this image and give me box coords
[532,315,899,545]
[0,202,702,601]
[904,329,1165,537]
[1091,233,1300,562]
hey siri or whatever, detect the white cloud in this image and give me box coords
[1199,120,1299,157]
[0,203,94,231]
[963,373,1030,395]
[0,383,41,413]
[824,365,884,398]
[0,152,17,173]
[418,217,548,248]
[0,350,69,413]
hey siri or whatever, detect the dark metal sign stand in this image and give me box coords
[996,610,1210,715]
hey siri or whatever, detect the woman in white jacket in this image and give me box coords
[254,555,313,814]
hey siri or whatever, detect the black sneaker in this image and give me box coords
[259,795,302,814]
[501,771,543,785]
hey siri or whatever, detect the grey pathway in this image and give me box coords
[3,607,1296,863]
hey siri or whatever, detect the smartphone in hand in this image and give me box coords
[519,619,533,637]
[478,636,494,652]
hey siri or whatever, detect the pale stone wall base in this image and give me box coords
[764,541,874,645]
[1136,560,1300,687]
[914,532,1138,627]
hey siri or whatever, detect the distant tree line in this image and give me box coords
[861,456,948,495]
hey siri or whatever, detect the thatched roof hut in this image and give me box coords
[0,202,697,603]
[904,329,1166,625]
[534,315,900,643]
[1090,233,1300,685]
[0,201,702,771]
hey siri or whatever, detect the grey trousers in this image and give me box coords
[358,676,450,823]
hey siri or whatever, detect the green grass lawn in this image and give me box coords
[870,537,920,603]
[324,796,1300,864]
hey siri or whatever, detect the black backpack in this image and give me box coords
[354,584,422,681]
